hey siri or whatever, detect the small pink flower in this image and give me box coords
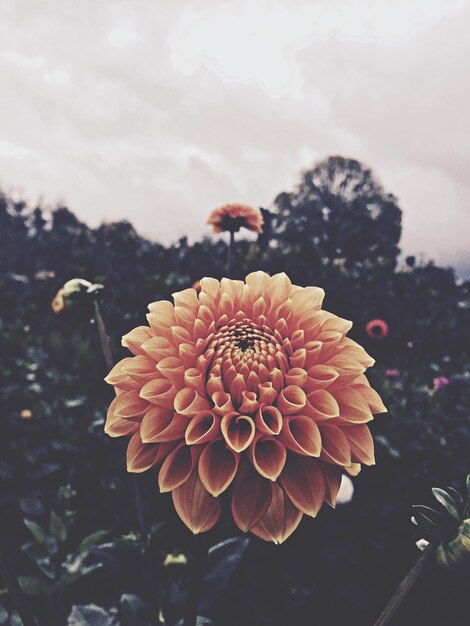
[365,319,388,340]
[433,377,449,391]
[385,369,400,378]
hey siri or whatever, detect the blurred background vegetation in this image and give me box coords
[0,156,469,625]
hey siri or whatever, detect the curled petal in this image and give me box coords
[185,413,221,445]
[291,286,325,312]
[198,440,239,496]
[105,410,139,438]
[172,288,199,311]
[276,385,306,415]
[140,405,173,442]
[156,357,185,386]
[200,277,220,298]
[304,390,339,421]
[251,484,303,544]
[255,405,283,436]
[249,436,286,481]
[110,390,149,420]
[321,314,352,335]
[279,415,321,456]
[172,472,221,534]
[140,379,177,407]
[266,273,292,310]
[122,326,153,355]
[280,456,325,517]
[221,413,255,452]
[324,354,365,384]
[122,355,157,383]
[231,463,273,532]
[342,424,375,465]
[158,444,199,492]
[126,431,160,473]
[212,391,235,415]
[333,387,373,423]
[245,271,270,298]
[147,412,188,443]
[353,383,387,414]
[147,299,176,315]
[306,365,339,390]
[141,336,177,360]
[239,391,260,414]
[184,368,206,395]
[258,382,278,405]
[174,388,211,416]
[319,424,351,466]
[229,373,246,407]
[105,358,140,390]
[285,367,307,388]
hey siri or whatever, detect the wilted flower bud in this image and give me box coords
[413,476,470,572]
[51,278,103,314]
[436,519,470,570]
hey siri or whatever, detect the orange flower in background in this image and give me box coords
[366,318,389,340]
[207,203,263,234]
[105,272,386,543]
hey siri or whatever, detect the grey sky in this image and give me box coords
[1,0,469,274]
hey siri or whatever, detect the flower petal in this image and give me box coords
[198,440,239,496]
[126,431,160,473]
[172,472,221,534]
[231,462,273,532]
[249,436,286,481]
[251,484,303,544]
[280,456,325,517]
[158,445,199,492]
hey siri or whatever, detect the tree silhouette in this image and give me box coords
[273,156,402,280]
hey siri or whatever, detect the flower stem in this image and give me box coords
[373,545,435,626]
[227,230,235,277]
[93,299,114,371]
[183,533,210,626]
[93,298,147,540]
[0,534,39,626]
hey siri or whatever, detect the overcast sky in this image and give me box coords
[1,0,469,275]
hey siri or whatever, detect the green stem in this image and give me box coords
[373,545,434,626]
[0,535,39,626]
[183,534,210,626]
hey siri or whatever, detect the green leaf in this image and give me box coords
[60,563,103,588]
[78,529,110,555]
[445,487,464,512]
[24,519,47,543]
[18,576,52,596]
[432,488,460,521]
[412,505,446,540]
[50,511,67,542]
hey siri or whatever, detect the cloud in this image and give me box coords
[0,0,469,274]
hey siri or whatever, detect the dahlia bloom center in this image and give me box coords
[105,272,386,543]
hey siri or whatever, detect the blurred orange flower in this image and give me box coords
[105,272,386,543]
[207,203,263,234]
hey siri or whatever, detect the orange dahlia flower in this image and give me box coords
[105,272,386,543]
[207,203,263,234]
